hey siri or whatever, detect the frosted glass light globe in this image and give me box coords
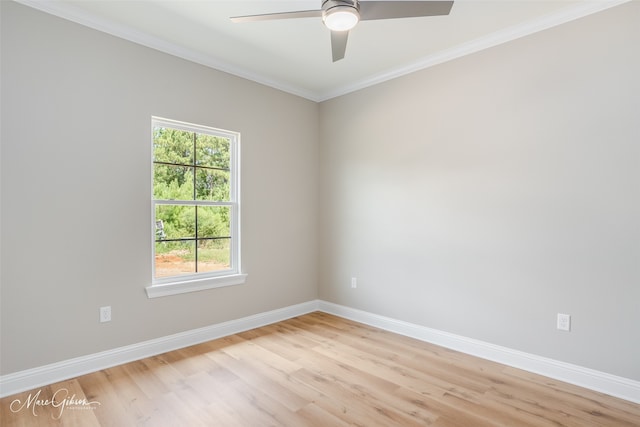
[324,7,359,31]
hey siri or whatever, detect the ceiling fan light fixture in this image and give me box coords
[323,6,360,31]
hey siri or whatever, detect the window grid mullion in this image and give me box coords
[154,160,229,173]
[193,132,198,272]
[155,236,231,244]
[154,200,233,207]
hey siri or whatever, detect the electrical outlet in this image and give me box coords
[557,313,570,331]
[351,277,357,288]
[100,306,112,323]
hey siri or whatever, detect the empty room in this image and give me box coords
[1,0,639,425]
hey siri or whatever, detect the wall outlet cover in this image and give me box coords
[557,313,571,331]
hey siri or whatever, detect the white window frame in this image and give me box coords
[146,117,246,298]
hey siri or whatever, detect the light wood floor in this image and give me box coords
[2,312,639,426]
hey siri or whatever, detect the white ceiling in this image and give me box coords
[17,0,629,101]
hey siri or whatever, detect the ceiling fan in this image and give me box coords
[231,1,454,62]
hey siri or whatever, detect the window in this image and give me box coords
[146,117,245,298]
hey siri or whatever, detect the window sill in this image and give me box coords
[146,273,247,298]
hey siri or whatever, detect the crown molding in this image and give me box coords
[13,0,322,101]
[319,0,632,101]
[13,0,632,103]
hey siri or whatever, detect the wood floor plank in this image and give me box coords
[2,312,639,426]
[207,346,312,413]
[75,369,143,427]
[295,402,352,427]
[294,352,440,425]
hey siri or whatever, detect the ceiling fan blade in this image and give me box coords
[331,31,349,62]
[359,1,454,21]
[231,10,322,23]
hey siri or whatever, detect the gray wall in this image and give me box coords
[319,1,640,380]
[1,1,319,375]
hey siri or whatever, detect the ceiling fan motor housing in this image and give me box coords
[322,0,359,10]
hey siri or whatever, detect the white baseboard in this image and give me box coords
[317,301,640,404]
[2,299,638,404]
[0,300,319,398]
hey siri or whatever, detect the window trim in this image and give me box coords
[145,273,248,298]
[146,117,245,298]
